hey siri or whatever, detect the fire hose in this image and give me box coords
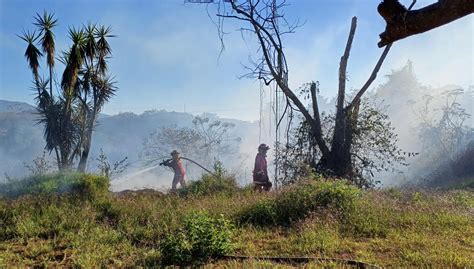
[180,157,216,176]
[160,156,216,176]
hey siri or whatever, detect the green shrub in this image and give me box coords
[276,180,359,225]
[0,173,109,200]
[160,211,233,266]
[237,199,277,226]
[177,174,238,197]
[237,180,360,226]
[0,201,16,240]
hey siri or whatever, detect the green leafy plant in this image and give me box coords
[238,180,360,226]
[0,173,109,200]
[0,202,16,240]
[178,173,238,197]
[160,211,233,266]
[237,199,277,226]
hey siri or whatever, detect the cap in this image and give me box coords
[258,143,270,150]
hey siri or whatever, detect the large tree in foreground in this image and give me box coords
[207,0,395,185]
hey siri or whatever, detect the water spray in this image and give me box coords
[111,156,217,191]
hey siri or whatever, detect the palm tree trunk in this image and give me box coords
[49,67,53,98]
[77,146,90,172]
[77,106,97,172]
[53,146,61,170]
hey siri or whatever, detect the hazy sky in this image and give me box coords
[0,0,472,121]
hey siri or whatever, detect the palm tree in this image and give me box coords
[77,25,116,172]
[20,15,117,172]
[18,30,42,95]
[58,28,87,169]
[34,11,57,98]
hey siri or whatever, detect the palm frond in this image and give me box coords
[18,30,43,81]
[94,25,115,74]
[33,11,58,31]
[33,77,50,106]
[57,50,70,66]
[34,11,57,68]
[35,85,61,153]
[61,27,86,96]
[79,66,94,96]
[97,56,108,75]
[94,75,117,108]
[83,22,97,61]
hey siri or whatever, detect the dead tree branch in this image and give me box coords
[378,0,474,47]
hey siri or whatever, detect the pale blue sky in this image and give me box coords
[0,0,472,121]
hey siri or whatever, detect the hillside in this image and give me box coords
[0,173,473,267]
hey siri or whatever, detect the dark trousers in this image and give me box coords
[253,180,272,192]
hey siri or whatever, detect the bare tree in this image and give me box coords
[207,0,393,185]
[141,116,241,168]
[377,0,474,47]
[417,89,473,163]
[96,148,129,179]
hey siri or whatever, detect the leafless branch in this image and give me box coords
[348,43,392,109]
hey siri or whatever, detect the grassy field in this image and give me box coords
[0,173,473,267]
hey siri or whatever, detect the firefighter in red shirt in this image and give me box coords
[253,143,272,192]
[161,150,187,190]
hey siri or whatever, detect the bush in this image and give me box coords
[160,211,233,266]
[177,174,238,197]
[0,201,16,240]
[237,180,360,226]
[0,173,109,200]
[237,199,277,226]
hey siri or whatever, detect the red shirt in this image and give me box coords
[176,159,186,177]
[253,153,268,181]
[167,159,186,177]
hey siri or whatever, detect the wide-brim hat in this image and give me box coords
[170,150,180,156]
[258,143,270,150]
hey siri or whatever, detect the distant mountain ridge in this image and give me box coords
[0,100,36,113]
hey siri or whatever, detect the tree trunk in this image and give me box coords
[77,106,97,173]
[318,16,357,179]
[49,67,53,98]
[378,0,474,47]
[77,120,93,173]
[77,146,90,172]
[316,109,355,179]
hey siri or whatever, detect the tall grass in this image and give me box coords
[0,173,473,267]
